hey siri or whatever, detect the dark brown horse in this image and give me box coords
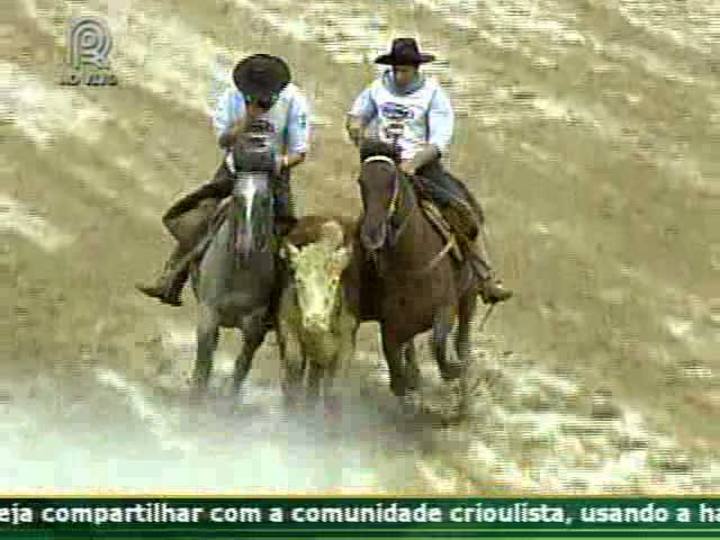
[354,140,480,399]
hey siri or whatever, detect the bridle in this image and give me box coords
[362,155,413,246]
[225,128,274,178]
[361,155,456,275]
[226,138,275,259]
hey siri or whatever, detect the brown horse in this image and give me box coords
[355,140,480,399]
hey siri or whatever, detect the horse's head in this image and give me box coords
[228,127,276,260]
[281,221,351,333]
[357,139,402,251]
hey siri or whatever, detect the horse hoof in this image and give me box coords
[398,392,421,418]
[283,397,302,416]
[188,387,207,406]
[406,371,421,391]
[440,363,464,381]
[323,397,342,422]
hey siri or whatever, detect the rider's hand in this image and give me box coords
[346,116,364,147]
[245,102,268,120]
[347,129,360,146]
[219,118,247,148]
[399,160,416,176]
[276,154,290,174]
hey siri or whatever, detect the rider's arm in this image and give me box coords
[426,85,454,158]
[213,89,245,149]
[408,145,441,173]
[401,87,453,175]
[346,86,377,145]
[284,91,310,170]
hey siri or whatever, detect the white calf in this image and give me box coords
[277,219,357,412]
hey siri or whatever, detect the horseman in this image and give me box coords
[137,53,310,306]
[345,38,512,304]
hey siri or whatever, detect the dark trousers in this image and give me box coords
[163,159,296,241]
[412,159,497,279]
[143,158,297,302]
[414,159,485,225]
[414,159,485,238]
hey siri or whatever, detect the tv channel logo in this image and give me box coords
[60,16,118,86]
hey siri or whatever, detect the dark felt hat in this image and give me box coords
[374,38,436,66]
[232,54,291,101]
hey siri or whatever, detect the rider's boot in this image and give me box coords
[439,201,512,304]
[465,239,513,304]
[465,244,513,304]
[135,245,190,307]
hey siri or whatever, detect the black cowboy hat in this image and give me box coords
[374,38,436,66]
[232,54,291,105]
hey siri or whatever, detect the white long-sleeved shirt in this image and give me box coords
[212,82,310,155]
[348,69,454,160]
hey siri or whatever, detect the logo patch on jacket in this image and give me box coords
[380,102,414,120]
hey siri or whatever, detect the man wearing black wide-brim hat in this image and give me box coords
[137,53,310,307]
[346,38,512,304]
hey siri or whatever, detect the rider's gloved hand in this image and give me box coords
[399,161,416,176]
[345,115,364,147]
[218,118,248,150]
[275,154,290,175]
[409,144,440,173]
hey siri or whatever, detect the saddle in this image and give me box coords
[409,174,481,262]
[187,198,294,273]
[178,198,233,275]
[418,199,464,263]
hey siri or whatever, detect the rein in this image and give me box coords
[362,155,411,245]
[362,154,456,276]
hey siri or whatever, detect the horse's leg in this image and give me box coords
[456,292,479,417]
[456,292,478,366]
[397,339,424,416]
[381,327,408,397]
[322,358,340,419]
[403,340,421,391]
[232,312,267,395]
[431,305,462,381]
[326,312,357,416]
[306,361,322,411]
[194,304,220,396]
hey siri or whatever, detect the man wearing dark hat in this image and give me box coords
[137,54,310,306]
[346,38,512,304]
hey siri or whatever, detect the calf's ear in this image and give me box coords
[279,240,300,261]
[331,246,352,272]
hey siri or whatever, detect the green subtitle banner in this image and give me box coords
[0,497,718,537]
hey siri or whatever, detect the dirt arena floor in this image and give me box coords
[4,0,718,493]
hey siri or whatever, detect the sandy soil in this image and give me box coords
[3,0,718,494]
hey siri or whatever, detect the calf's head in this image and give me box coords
[282,221,351,333]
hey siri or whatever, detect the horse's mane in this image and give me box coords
[359,139,400,163]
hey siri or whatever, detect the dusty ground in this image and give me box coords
[3,0,718,494]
